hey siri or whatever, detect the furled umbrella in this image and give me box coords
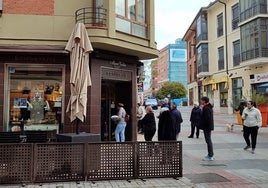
[65,23,93,134]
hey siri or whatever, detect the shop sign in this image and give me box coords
[250,72,268,84]
[101,67,131,81]
[14,55,56,63]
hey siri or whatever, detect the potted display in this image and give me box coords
[252,92,268,127]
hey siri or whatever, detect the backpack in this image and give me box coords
[125,114,130,122]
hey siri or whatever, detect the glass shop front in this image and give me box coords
[5,64,65,134]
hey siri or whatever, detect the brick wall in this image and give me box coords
[3,0,54,15]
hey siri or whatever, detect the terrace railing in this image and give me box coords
[0,141,182,184]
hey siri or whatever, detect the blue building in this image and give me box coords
[168,38,187,89]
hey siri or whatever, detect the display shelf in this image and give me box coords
[24,124,59,133]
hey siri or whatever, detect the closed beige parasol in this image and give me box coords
[65,23,93,133]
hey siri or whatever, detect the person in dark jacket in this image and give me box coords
[188,101,201,138]
[169,102,183,139]
[140,106,156,156]
[157,106,176,164]
[140,106,156,141]
[200,96,214,161]
[158,107,176,141]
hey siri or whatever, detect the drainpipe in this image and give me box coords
[219,0,229,75]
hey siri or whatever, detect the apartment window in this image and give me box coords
[193,36,196,55]
[260,19,268,48]
[189,42,192,58]
[194,60,197,80]
[6,64,64,133]
[233,40,241,67]
[240,0,267,22]
[197,44,209,73]
[196,12,208,44]
[218,46,224,70]
[217,13,223,37]
[205,85,214,102]
[115,0,147,38]
[189,64,192,82]
[116,0,126,16]
[93,0,104,25]
[137,0,145,23]
[241,18,268,61]
[232,3,239,30]
[232,77,243,109]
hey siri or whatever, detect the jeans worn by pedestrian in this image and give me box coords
[204,130,214,157]
[115,122,127,142]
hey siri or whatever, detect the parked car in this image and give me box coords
[145,98,158,110]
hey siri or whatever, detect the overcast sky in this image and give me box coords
[155,0,213,49]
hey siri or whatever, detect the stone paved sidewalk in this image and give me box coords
[1,177,195,188]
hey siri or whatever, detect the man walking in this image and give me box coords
[200,96,214,161]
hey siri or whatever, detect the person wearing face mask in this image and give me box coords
[242,100,262,154]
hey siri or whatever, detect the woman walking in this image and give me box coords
[115,103,127,142]
[140,106,156,141]
[242,100,262,154]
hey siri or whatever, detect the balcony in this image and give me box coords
[241,47,268,66]
[75,7,107,28]
[241,48,266,61]
[240,3,267,23]
[196,33,208,45]
[74,7,158,60]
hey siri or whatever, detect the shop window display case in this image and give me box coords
[7,66,64,133]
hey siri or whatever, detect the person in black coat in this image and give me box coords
[158,107,176,141]
[157,106,176,164]
[200,96,214,161]
[169,102,183,139]
[189,101,201,138]
[140,106,156,141]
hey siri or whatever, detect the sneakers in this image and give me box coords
[243,146,250,150]
[203,155,214,161]
[251,149,255,154]
[188,135,193,138]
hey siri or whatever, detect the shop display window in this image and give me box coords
[6,65,64,133]
[219,82,228,107]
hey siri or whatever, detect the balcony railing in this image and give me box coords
[240,3,267,22]
[75,7,107,28]
[241,48,262,61]
[196,33,208,44]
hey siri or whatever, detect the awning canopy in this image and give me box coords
[256,83,268,93]
[202,76,229,90]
